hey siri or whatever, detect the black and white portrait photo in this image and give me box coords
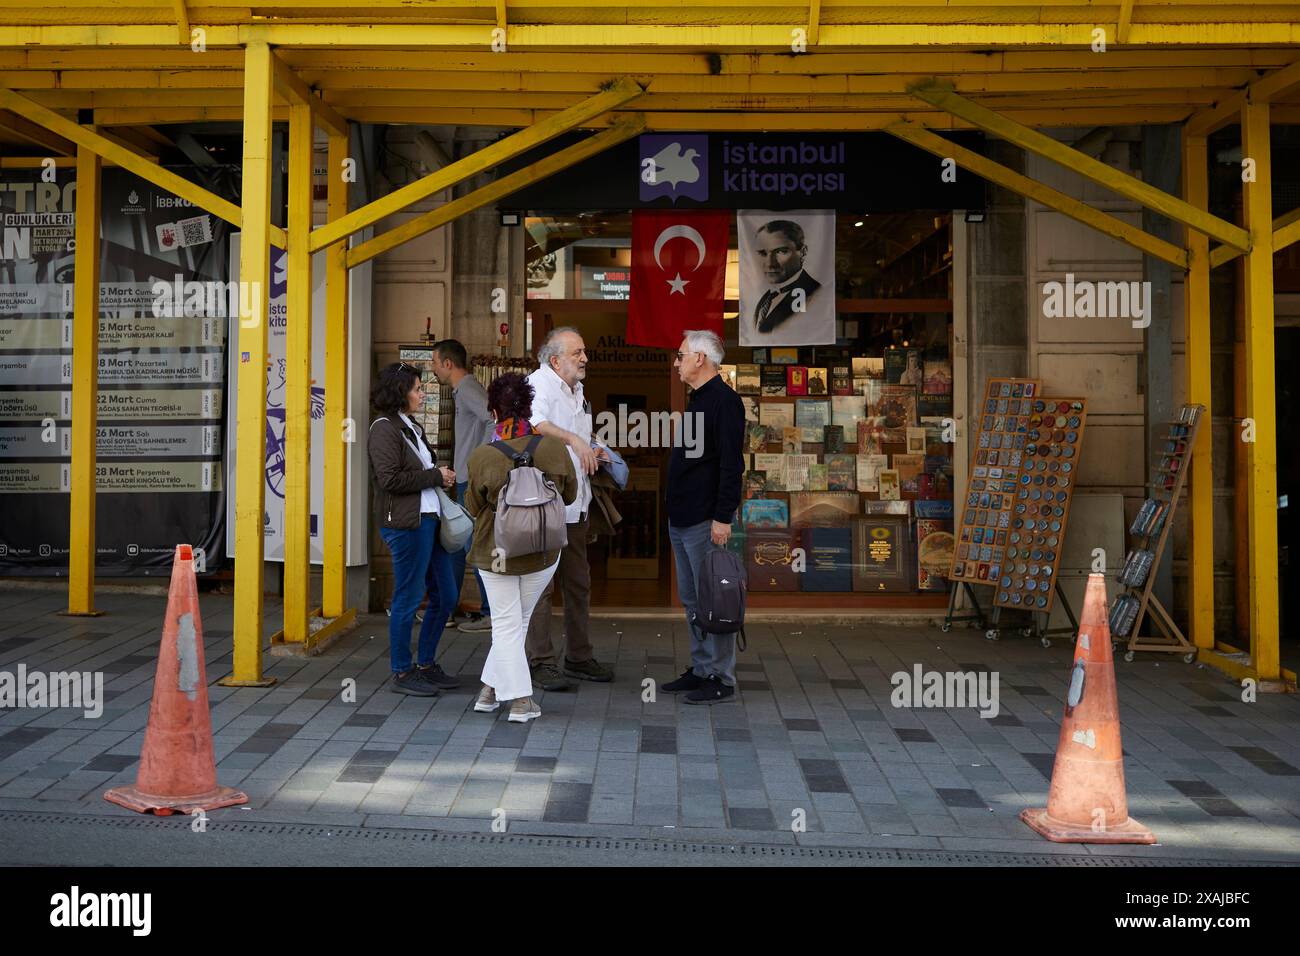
[738,209,836,347]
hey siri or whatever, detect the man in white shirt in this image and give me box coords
[525,327,614,689]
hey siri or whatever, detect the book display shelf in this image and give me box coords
[1115,403,1204,663]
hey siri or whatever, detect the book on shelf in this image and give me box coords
[786,365,809,396]
[823,424,845,453]
[826,454,856,491]
[760,366,786,395]
[830,365,853,396]
[736,364,761,395]
[806,463,829,492]
[801,527,854,592]
[806,367,829,396]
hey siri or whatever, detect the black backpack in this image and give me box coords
[692,548,749,651]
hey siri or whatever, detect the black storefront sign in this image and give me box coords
[499,130,986,212]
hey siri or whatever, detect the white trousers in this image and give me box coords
[478,558,561,701]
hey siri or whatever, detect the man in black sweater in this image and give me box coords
[663,329,746,704]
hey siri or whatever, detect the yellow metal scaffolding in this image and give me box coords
[0,1,1295,690]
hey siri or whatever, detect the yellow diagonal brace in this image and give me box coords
[1273,206,1300,253]
[909,83,1250,252]
[347,116,645,269]
[1208,244,1243,269]
[271,48,349,138]
[887,122,1187,269]
[1186,58,1300,138]
[807,0,821,46]
[0,87,288,249]
[309,77,643,253]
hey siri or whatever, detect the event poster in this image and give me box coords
[0,165,236,574]
[737,209,836,347]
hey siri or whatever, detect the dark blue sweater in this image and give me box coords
[667,374,746,528]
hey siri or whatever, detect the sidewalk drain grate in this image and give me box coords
[0,811,1272,866]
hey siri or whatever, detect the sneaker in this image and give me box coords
[391,669,440,697]
[662,667,704,693]
[508,696,541,723]
[683,675,735,706]
[473,685,499,713]
[563,656,613,683]
[458,613,493,633]
[530,662,570,692]
[416,661,461,689]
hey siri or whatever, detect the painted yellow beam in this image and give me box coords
[3,23,1300,48]
[270,48,349,138]
[66,142,101,617]
[309,77,643,253]
[249,23,1300,48]
[171,0,189,45]
[1116,0,1135,45]
[807,0,821,46]
[1273,205,1300,253]
[908,83,1252,252]
[283,102,313,646]
[224,39,276,688]
[347,115,645,268]
[1208,243,1242,269]
[321,128,350,621]
[0,86,288,247]
[1239,98,1281,682]
[1185,57,1300,138]
[1181,133,1214,652]
[887,122,1188,268]
[92,106,291,124]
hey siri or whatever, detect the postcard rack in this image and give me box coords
[1116,404,1204,663]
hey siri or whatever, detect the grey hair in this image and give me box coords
[538,326,581,370]
[683,329,724,367]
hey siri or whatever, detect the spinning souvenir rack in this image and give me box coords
[942,377,1086,646]
[1115,404,1204,663]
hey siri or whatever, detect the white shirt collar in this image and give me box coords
[539,361,582,401]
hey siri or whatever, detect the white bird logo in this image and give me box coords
[653,224,708,296]
[649,142,702,190]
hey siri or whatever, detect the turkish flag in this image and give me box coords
[627,209,729,349]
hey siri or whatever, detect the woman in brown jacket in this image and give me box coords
[464,373,577,722]
[368,362,461,697]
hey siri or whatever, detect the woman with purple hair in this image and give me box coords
[464,373,578,722]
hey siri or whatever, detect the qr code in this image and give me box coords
[178,215,213,248]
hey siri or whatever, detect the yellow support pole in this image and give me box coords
[223,40,276,687]
[66,143,101,617]
[322,128,350,620]
[1182,134,1214,652]
[1239,100,1281,684]
[282,102,313,646]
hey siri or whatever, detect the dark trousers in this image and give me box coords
[525,516,592,666]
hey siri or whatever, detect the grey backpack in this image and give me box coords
[692,547,749,651]
[490,435,568,559]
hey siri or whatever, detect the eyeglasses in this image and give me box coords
[673,350,700,361]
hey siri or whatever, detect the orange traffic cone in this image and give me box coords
[104,544,247,816]
[1020,573,1155,844]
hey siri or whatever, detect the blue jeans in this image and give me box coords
[379,514,459,673]
[452,481,491,616]
[669,519,736,687]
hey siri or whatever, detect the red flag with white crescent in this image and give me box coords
[627,209,729,349]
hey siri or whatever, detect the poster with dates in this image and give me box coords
[0,165,236,574]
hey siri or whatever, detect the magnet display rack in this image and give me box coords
[989,395,1087,647]
[942,377,1040,637]
[1116,404,1204,664]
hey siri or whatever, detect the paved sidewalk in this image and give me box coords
[1,585,1298,863]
